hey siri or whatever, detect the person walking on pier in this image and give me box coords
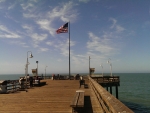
[79,76,85,88]
[29,76,33,87]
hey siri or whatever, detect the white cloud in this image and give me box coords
[22,24,33,31]
[116,25,125,33]
[21,2,34,11]
[23,13,37,18]
[10,41,29,48]
[110,18,125,33]
[0,25,21,38]
[87,32,118,57]
[36,19,55,36]
[31,33,47,47]
[21,1,78,36]
[8,2,16,10]
[79,0,90,3]
[0,0,5,3]
[48,1,78,22]
[110,18,117,29]
[55,40,70,56]
[39,48,49,52]
[46,41,54,46]
[31,33,47,41]
[53,39,75,56]
[37,1,78,36]
[142,21,150,29]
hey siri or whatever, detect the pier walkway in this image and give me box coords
[0,76,133,113]
[0,77,102,113]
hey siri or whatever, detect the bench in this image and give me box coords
[33,81,46,87]
[70,90,84,113]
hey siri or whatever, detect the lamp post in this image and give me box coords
[36,61,38,77]
[100,64,103,76]
[107,58,112,76]
[26,51,33,89]
[89,56,90,76]
[45,66,48,79]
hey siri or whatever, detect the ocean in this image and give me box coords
[0,73,150,113]
[116,73,150,113]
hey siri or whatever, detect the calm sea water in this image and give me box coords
[116,73,150,113]
[0,73,150,113]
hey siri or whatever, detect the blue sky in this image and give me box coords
[0,0,150,75]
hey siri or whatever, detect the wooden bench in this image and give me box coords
[70,90,84,113]
[33,81,46,87]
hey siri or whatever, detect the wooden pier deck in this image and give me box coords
[0,78,103,113]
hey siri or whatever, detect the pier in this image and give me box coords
[0,76,133,113]
[91,76,120,99]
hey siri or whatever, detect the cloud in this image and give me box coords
[31,33,47,47]
[87,32,119,57]
[110,18,117,29]
[46,41,54,46]
[39,47,49,52]
[10,41,29,48]
[8,2,16,10]
[52,38,75,56]
[21,1,78,36]
[37,1,78,36]
[0,0,5,3]
[109,18,125,33]
[48,1,78,22]
[142,21,150,29]
[21,1,37,12]
[0,25,21,38]
[85,18,126,60]
[22,24,33,32]
[79,0,90,3]
[23,13,37,18]
[116,25,125,33]
[36,19,55,36]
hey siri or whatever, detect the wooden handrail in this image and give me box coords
[89,76,134,113]
[6,80,29,92]
[91,76,120,83]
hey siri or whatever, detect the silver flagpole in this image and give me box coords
[69,21,70,77]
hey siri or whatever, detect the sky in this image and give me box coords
[0,0,150,75]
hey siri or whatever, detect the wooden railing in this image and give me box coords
[44,75,75,80]
[5,80,29,93]
[7,80,20,92]
[89,76,134,113]
[91,76,120,85]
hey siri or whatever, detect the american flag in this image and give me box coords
[56,22,68,34]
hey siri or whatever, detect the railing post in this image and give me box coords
[110,86,112,94]
[12,81,14,92]
[116,85,118,99]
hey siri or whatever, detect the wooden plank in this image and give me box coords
[77,92,84,107]
[70,92,79,107]
[89,77,134,113]
[0,77,105,113]
[90,82,110,113]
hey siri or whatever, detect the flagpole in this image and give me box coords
[69,21,70,77]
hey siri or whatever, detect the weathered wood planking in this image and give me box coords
[77,92,84,107]
[0,77,103,113]
[89,76,134,113]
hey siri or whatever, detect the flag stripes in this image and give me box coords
[56,22,68,34]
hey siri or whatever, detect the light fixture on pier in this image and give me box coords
[45,66,48,79]
[36,61,38,76]
[107,58,112,76]
[100,64,103,76]
[25,51,33,90]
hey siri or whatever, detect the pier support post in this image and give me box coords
[106,87,108,91]
[116,85,118,99]
[110,86,112,94]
